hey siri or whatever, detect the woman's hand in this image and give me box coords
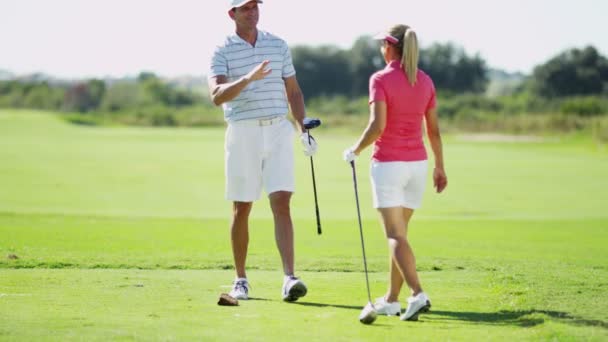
[433,167,447,193]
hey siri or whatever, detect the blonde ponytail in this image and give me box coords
[386,24,419,86]
[401,29,419,86]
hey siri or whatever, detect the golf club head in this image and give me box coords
[303,117,321,130]
[358,302,377,325]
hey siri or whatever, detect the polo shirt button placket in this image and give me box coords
[248,46,258,92]
[253,46,262,90]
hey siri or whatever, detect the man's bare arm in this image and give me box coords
[284,75,306,132]
[208,60,271,106]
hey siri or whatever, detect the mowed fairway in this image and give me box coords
[1,110,607,341]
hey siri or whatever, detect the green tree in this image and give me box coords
[22,82,64,109]
[100,82,140,112]
[62,79,105,113]
[86,79,106,109]
[348,36,384,96]
[291,45,352,98]
[137,72,197,107]
[419,43,488,93]
[0,81,25,107]
[531,46,608,98]
[290,40,488,98]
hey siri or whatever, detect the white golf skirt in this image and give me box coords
[370,160,428,209]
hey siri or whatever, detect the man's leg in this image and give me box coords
[263,120,306,301]
[232,201,253,279]
[269,190,307,301]
[268,191,294,275]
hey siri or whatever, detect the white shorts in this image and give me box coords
[370,160,428,209]
[224,116,296,202]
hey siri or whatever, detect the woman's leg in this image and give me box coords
[379,206,422,302]
[386,256,403,302]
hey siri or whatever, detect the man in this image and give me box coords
[207,0,317,302]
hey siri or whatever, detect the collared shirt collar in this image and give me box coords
[229,29,265,47]
[386,60,402,70]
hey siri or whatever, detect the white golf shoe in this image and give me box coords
[229,278,250,300]
[282,276,307,302]
[373,297,402,316]
[400,292,431,321]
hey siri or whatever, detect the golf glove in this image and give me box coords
[343,147,357,163]
[300,132,318,156]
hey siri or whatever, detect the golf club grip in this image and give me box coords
[315,205,321,235]
[351,161,373,303]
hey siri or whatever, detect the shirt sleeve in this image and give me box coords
[282,42,296,78]
[426,78,437,111]
[209,45,227,78]
[369,73,386,104]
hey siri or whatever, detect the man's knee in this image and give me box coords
[233,202,253,218]
[269,191,292,216]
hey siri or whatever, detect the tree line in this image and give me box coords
[292,37,489,98]
[0,38,607,128]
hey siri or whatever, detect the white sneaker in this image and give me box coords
[229,278,250,300]
[400,292,431,321]
[373,297,401,316]
[282,276,307,302]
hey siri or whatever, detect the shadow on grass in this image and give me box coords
[291,302,393,327]
[273,301,608,330]
[428,309,608,329]
[248,297,272,302]
[290,301,361,311]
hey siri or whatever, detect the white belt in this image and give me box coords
[233,116,285,126]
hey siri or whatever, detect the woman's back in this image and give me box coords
[369,61,436,162]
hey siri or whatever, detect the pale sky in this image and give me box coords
[1,0,606,78]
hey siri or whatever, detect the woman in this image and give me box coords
[343,24,447,321]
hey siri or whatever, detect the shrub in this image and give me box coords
[62,113,103,126]
[592,117,608,143]
[560,96,607,116]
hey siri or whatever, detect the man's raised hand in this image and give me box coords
[246,60,272,82]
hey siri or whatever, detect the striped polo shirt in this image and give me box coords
[209,30,296,122]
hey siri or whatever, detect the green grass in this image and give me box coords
[2,269,606,341]
[1,109,607,341]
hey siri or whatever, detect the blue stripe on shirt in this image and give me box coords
[208,30,296,122]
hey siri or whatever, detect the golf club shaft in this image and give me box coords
[351,161,372,303]
[308,130,322,235]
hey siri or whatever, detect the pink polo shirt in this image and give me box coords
[369,60,436,162]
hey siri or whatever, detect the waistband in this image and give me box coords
[230,115,285,126]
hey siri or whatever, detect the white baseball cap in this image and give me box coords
[228,0,263,10]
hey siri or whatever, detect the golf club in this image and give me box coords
[303,117,322,235]
[350,160,377,325]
